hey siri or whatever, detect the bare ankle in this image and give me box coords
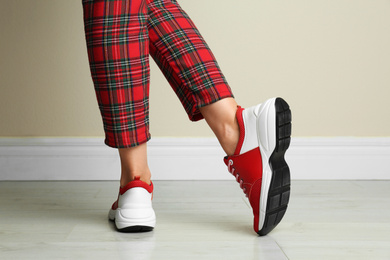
[218,123,239,156]
[118,144,151,187]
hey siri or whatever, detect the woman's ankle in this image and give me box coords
[118,143,151,187]
[216,122,239,156]
[199,98,240,156]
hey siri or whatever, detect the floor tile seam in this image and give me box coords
[274,240,291,260]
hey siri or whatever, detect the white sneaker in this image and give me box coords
[224,97,292,235]
[109,177,156,232]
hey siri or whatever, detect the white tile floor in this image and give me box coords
[0,180,389,260]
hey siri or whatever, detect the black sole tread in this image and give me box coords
[258,97,291,236]
[117,225,154,233]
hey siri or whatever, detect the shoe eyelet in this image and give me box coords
[228,159,234,174]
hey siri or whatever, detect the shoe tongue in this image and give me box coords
[133,176,141,181]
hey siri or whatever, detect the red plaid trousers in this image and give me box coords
[82,0,233,148]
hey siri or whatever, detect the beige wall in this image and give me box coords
[1,0,389,138]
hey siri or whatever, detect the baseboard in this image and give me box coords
[0,137,389,180]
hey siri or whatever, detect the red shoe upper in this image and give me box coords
[224,106,263,232]
[120,176,153,195]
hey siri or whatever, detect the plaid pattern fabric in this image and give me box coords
[82,0,233,148]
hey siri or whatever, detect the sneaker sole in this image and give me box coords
[257,97,291,236]
[108,209,156,233]
[109,208,156,233]
[115,224,154,233]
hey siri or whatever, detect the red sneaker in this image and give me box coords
[224,97,291,236]
[109,177,156,232]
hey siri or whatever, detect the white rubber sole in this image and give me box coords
[252,97,291,236]
[113,208,156,231]
[255,98,277,232]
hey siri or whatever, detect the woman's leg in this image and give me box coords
[146,0,239,156]
[82,0,151,149]
[82,0,152,185]
[147,0,291,236]
[147,0,234,122]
